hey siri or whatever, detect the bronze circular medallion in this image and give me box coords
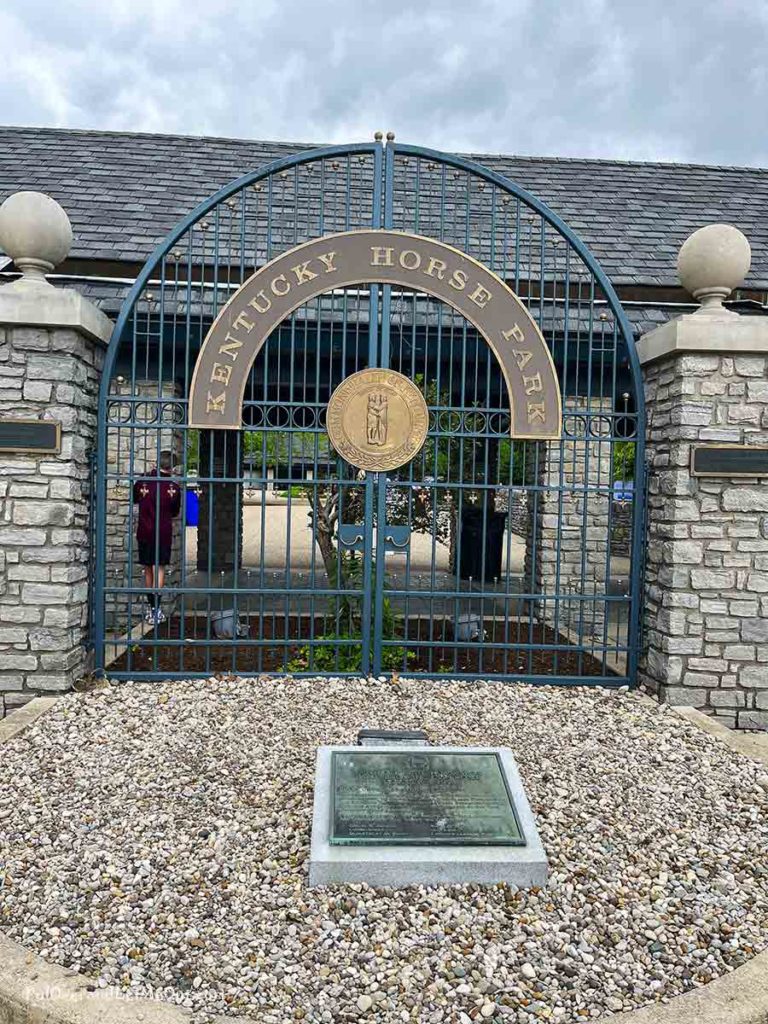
[326,369,429,472]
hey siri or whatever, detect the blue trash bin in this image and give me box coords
[185,487,199,527]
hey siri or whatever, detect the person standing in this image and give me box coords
[132,451,181,624]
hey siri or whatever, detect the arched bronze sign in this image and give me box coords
[188,229,562,438]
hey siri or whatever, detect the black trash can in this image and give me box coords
[458,509,507,581]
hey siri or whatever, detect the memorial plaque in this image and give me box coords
[691,444,768,478]
[330,749,525,846]
[0,418,60,454]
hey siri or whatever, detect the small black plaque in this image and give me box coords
[356,729,430,746]
[330,749,525,846]
[0,419,61,454]
[691,445,768,478]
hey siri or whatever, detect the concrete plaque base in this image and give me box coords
[308,745,548,888]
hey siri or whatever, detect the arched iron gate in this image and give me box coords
[93,139,646,684]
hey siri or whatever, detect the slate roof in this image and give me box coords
[1,125,767,291]
[54,273,683,340]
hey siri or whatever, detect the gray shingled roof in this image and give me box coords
[1,126,767,290]
[54,274,683,340]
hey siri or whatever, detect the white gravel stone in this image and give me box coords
[1,677,767,1024]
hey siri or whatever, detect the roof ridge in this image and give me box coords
[1,125,767,175]
[467,150,768,175]
[0,124,318,150]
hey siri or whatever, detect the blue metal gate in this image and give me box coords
[93,137,646,684]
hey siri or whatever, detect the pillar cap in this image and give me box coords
[677,224,751,313]
[0,277,113,345]
[0,191,72,286]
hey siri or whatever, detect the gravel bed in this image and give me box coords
[1,677,767,1023]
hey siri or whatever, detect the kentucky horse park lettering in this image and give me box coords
[188,229,562,439]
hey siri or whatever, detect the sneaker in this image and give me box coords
[144,607,155,624]
[153,608,166,625]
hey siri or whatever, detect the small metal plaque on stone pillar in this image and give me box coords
[691,445,768,477]
[0,419,60,454]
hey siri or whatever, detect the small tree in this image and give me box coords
[613,440,636,485]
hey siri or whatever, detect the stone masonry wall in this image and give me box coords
[511,489,630,555]
[0,324,104,716]
[506,491,529,537]
[641,351,768,727]
[526,399,612,641]
[610,502,632,558]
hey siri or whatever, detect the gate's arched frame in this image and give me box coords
[93,138,647,684]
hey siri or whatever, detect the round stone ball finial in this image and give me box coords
[0,190,72,284]
[677,223,751,313]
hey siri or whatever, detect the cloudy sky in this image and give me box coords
[1,0,766,166]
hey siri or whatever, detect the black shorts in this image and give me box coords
[138,540,172,566]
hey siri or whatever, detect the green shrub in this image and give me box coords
[287,633,416,674]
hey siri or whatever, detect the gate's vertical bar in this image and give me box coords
[370,135,396,677]
[86,448,96,657]
[627,389,648,686]
[360,139,384,676]
[93,317,118,678]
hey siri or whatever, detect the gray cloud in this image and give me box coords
[0,0,766,165]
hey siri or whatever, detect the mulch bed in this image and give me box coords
[109,613,614,678]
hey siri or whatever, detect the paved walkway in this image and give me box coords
[181,503,632,645]
[188,503,527,573]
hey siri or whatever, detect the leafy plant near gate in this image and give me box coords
[613,440,636,484]
[287,633,416,674]
[287,587,416,673]
[286,554,417,672]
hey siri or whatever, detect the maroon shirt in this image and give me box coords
[133,475,181,547]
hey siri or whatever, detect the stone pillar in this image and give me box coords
[639,224,768,727]
[0,191,112,715]
[196,429,243,573]
[526,399,612,641]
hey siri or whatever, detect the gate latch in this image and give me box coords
[338,523,411,553]
[338,524,365,552]
[382,525,410,552]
